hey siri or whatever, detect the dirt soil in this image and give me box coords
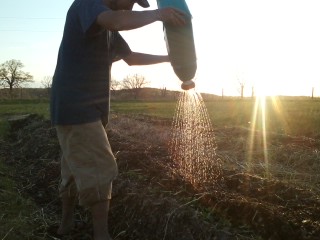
[2,113,320,240]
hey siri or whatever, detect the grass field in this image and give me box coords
[1,96,320,137]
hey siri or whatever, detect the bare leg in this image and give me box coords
[91,200,113,240]
[57,195,77,235]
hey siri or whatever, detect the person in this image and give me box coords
[50,0,187,239]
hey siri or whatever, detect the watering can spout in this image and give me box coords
[181,80,195,90]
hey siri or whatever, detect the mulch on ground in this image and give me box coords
[2,114,320,240]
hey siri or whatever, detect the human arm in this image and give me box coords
[96,7,187,31]
[122,52,169,66]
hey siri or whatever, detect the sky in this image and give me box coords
[1,0,320,96]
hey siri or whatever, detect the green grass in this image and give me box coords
[0,99,50,119]
[111,100,176,118]
[1,97,320,136]
[112,97,320,136]
[0,100,50,134]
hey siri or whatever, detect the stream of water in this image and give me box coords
[169,90,223,187]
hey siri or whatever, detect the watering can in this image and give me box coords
[157,0,197,90]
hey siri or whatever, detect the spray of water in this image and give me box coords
[169,89,223,188]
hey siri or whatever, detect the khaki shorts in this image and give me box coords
[55,120,118,207]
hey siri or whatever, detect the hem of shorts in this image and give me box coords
[52,117,101,126]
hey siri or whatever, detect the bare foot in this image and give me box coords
[57,222,74,235]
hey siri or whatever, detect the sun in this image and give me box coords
[254,83,277,97]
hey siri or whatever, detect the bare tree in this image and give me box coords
[251,85,255,99]
[238,78,245,99]
[121,73,149,99]
[161,86,167,97]
[110,77,121,91]
[41,76,52,97]
[0,59,34,92]
[311,87,315,99]
[41,76,52,89]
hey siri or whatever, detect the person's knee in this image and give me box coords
[78,184,112,207]
[59,183,78,202]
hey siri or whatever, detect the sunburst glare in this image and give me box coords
[247,95,269,176]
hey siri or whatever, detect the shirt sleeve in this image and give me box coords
[111,32,132,62]
[78,0,110,33]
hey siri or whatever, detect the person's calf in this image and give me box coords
[57,195,77,235]
[91,200,113,240]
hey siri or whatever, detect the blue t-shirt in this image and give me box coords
[50,0,131,125]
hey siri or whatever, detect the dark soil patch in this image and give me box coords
[2,114,320,240]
